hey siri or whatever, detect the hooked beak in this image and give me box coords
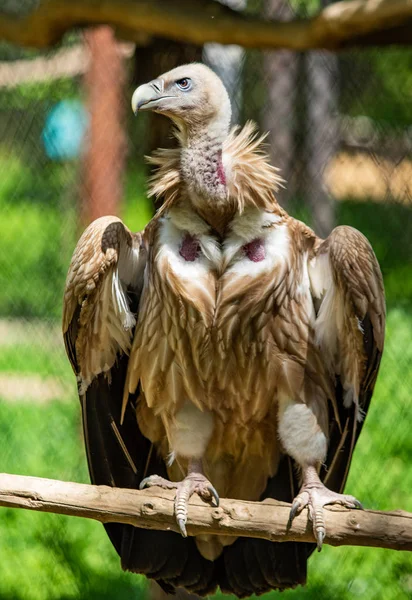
[131,79,174,114]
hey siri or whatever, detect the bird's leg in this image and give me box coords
[140,459,219,537]
[174,459,219,537]
[288,464,363,550]
[277,399,363,550]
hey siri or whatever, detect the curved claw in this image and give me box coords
[287,493,308,529]
[207,484,220,507]
[139,477,151,490]
[287,502,300,529]
[353,499,364,510]
[316,529,325,552]
[177,518,187,538]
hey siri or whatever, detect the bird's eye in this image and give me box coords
[176,78,192,91]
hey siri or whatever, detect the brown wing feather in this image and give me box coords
[310,225,385,492]
[62,216,220,595]
[63,216,146,391]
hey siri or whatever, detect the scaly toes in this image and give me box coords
[139,474,178,491]
[310,495,327,551]
[334,494,363,510]
[139,473,219,538]
[174,476,219,538]
[174,479,195,537]
[288,485,364,552]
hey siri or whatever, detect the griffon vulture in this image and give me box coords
[62,63,385,597]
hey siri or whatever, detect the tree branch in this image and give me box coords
[0,473,411,551]
[0,0,412,50]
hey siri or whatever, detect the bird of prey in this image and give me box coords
[63,63,385,597]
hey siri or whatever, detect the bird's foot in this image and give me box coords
[288,481,363,551]
[140,473,219,537]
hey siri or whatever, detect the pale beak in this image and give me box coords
[131,79,172,114]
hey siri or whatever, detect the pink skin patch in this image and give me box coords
[180,234,200,262]
[243,239,265,262]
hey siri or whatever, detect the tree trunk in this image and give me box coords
[82,26,126,224]
[304,0,339,237]
[263,0,298,210]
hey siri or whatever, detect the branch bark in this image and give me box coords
[0,0,412,50]
[0,473,411,551]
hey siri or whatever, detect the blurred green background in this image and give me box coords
[0,18,412,600]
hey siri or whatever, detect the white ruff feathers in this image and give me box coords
[147,121,285,216]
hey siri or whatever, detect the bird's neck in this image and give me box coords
[180,117,231,232]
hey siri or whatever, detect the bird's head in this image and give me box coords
[131,63,231,137]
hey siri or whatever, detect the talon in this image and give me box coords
[139,477,151,490]
[178,517,187,538]
[353,499,364,510]
[207,485,220,507]
[288,504,298,528]
[288,497,304,528]
[316,530,325,551]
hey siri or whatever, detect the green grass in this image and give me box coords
[0,399,148,600]
[0,152,153,320]
[0,308,411,599]
[0,342,70,379]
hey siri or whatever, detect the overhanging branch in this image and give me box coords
[0,473,411,551]
[0,0,412,50]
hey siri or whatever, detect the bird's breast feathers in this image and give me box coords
[131,205,319,423]
[153,206,294,327]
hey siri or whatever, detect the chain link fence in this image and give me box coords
[0,4,412,599]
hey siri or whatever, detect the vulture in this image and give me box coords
[62,63,385,597]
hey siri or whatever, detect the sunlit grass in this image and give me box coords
[0,341,70,379]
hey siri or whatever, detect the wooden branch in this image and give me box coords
[0,0,412,51]
[0,473,411,551]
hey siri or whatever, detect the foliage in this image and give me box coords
[340,48,412,129]
[0,152,152,319]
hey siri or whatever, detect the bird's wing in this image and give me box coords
[62,215,147,559]
[309,225,385,492]
[62,215,146,392]
[62,215,217,595]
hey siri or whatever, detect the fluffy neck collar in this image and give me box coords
[147,121,285,231]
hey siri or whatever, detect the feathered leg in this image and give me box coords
[278,399,363,550]
[140,402,218,536]
[140,459,219,537]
